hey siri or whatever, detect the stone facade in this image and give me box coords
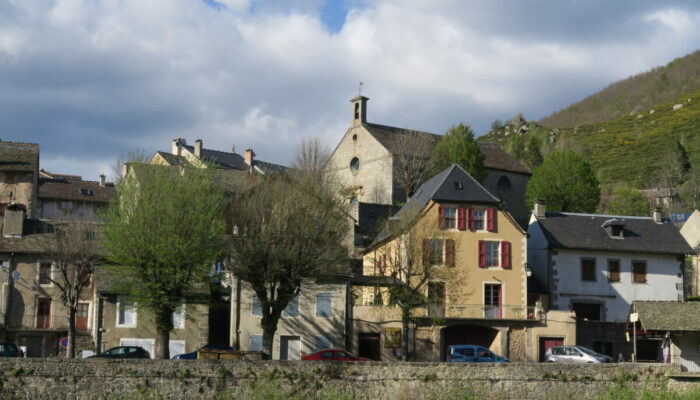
[0,359,685,400]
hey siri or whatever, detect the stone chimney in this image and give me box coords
[245,149,254,166]
[3,205,24,238]
[350,95,369,127]
[194,139,202,158]
[534,200,546,219]
[172,138,185,156]
[653,208,662,223]
[99,174,106,187]
[231,146,236,154]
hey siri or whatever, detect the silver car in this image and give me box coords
[544,345,613,363]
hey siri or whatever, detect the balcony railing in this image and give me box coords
[354,303,540,320]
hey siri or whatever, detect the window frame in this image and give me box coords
[315,293,332,318]
[607,259,620,282]
[484,241,500,267]
[429,238,444,266]
[581,258,596,282]
[116,296,137,328]
[172,303,186,330]
[472,208,486,231]
[632,260,647,284]
[442,207,457,230]
[36,297,52,329]
[251,294,262,316]
[250,334,263,351]
[37,261,53,287]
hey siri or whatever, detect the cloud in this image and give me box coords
[1,0,700,180]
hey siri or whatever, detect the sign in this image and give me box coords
[59,337,68,349]
[384,328,401,348]
[629,313,638,323]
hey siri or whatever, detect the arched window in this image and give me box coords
[350,157,360,172]
[497,176,511,189]
[354,103,359,120]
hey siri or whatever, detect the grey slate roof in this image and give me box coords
[181,145,286,174]
[633,301,700,332]
[535,212,693,255]
[363,123,530,175]
[38,178,115,203]
[369,164,499,247]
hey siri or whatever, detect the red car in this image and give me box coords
[301,349,369,362]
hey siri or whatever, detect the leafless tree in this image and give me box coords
[45,222,101,358]
[392,130,433,201]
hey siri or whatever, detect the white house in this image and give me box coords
[527,201,692,359]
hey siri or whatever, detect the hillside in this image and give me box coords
[539,50,700,128]
[482,88,700,195]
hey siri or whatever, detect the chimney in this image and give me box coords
[231,146,236,154]
[245,149,254,166]
[350,95,369,127]
[99,174,106,187]
[194,139,202,158]
[534,200,546,219]
[172,138,184,156]
[653,208,662,223]
[3,205,25,238]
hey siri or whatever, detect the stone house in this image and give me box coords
[352,164,540,362]
[528,202,692,360]
[679,209,700,297]
[325,95,532,228]
[0,141,39,217]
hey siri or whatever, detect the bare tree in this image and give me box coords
[45,222,101,358]
[392,130,433,201]
[292,137,331,176]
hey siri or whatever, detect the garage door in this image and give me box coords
[539,337,564,362]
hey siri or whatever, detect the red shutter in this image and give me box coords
[457,207,465,230]
[467,208,474,230]
[487,208,496,232]
[382,254,387,269]
[501,241,511,269]
[438,206,445,229]
[445,239,455,267]
[478,240,486,268]
[422,239,430,266]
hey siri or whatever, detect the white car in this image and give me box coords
[545,345,613,363]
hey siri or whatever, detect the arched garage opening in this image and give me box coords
[442,325,499,361]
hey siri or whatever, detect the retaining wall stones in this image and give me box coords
[0,359,692,400]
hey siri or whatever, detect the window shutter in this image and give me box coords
[478,240,486,268]
[382,254,387,269]
[467,208,474,230]
[438,206,445,229]
[501,241,511,269]
[445,239,455,267]
[487,208,496,232]
[457,207,466,230]
[422,239,430,266]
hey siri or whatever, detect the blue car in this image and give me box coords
[172,344,234,360]
[446,345,508,363]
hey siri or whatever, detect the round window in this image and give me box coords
[350,157,360,172]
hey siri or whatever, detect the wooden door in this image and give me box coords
[37,299,51,329]
[76,303,89,331]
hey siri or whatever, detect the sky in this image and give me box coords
[1,0,700,181]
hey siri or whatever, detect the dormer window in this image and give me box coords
[602,219,624,239]
[454,181,463,190]
[80,188,93,196]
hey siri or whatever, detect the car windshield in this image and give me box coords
[577,346,600,357]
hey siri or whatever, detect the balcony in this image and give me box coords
[353,303,541,321]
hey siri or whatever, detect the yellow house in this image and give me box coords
[352,164,535,362]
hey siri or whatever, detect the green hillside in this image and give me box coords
[482,89,700,198]
[539,50,700,128]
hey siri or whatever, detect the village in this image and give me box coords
[2,94,700,379]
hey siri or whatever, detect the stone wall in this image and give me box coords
[0,359,690,400]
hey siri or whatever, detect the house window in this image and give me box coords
[473,209,485,230]
[484,284,502,319]
[37,298,51,329]
[427,282,445,317]
[429,239,444,265]
[316,293,332,318]
[315,335,331,351]
[250,334,263,351]
[610,225,623,238]
[38,263,52,285]
[484,242,499,267]
[573,303,601,321]
[608,260,620,282]
[76,303,89,332]
[581,258,596,281]
[442,207,457,229]
[172,303,185,329]
[633,261,647,283]
[283,295,299,317]
[252,294,262,316]
[116,297,137,327]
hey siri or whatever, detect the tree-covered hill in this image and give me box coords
[539,50,700,128]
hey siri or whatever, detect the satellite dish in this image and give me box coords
[11,271,21,281]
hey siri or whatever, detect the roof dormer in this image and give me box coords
[602,219,625,239]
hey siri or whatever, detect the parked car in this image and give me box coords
[544,345,613,363]
[172,344,234,360]
[302,349,369,362]
[88,346,150,359]
[0,342,22,357]
[446,345,509,363]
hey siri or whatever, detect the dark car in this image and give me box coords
[0,342,22,357]
[446,345,509,363]
[89,346,150,359]
[301,349,369,362]
[172,344,234,360]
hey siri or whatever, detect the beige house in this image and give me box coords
[231,279,348,360]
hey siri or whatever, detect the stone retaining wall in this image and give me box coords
[0,359,692,400]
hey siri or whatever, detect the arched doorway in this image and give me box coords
[442,325,499,360]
